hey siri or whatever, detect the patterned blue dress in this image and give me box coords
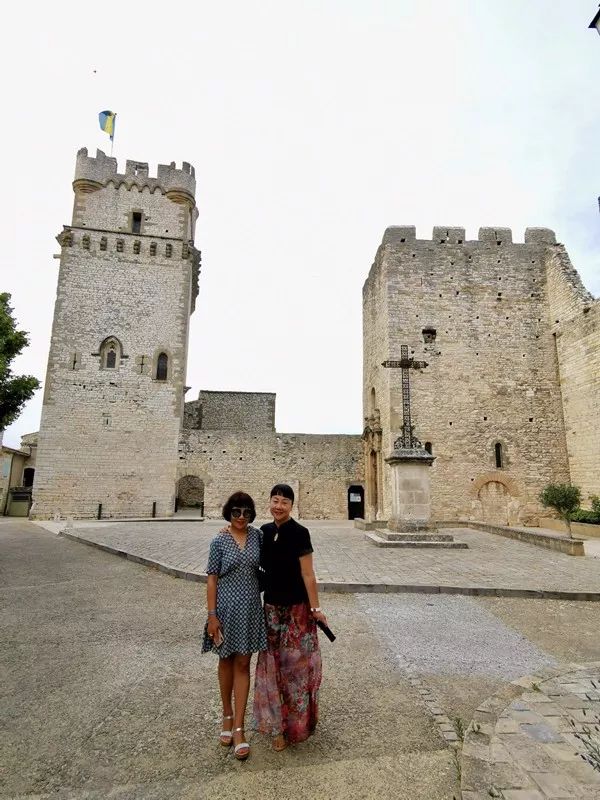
[201,526,267,658]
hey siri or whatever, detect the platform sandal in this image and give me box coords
[232,727,250,760]
[219,715,234,746]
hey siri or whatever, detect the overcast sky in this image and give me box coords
[3,0,599,448]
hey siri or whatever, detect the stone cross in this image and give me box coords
[382,345,428,449]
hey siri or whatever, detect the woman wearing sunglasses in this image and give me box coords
[202,491,266,760]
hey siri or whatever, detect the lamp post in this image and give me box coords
[589,4,600,35]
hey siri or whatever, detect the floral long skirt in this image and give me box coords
[252,602,322,743]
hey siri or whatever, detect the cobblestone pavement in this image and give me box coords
[462,663,600,799]
[56,518,600,597]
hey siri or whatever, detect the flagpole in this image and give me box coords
[110,114,117,157]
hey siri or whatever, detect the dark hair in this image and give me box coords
[270,483,294,504]
[222,491,256,523]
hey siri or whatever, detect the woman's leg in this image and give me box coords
[232,654,251,754]
[218,656,234,720]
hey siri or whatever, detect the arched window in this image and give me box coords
[370,387,376,414]
[156,352,168,381]
[425,442,433,455]
[100,337,122,369]
[495,442,503,469]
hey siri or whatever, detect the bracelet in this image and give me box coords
[207,610,217,616]
[310,607,322,613]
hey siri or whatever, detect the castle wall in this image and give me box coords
[363,226,572,524]
[179,430,363,519]
[198,391,275,431]
[546,248,600,503]
[32,150,198,519]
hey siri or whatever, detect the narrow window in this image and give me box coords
[425,442,433,455]
[132,212,142,234]
[116,239,124,252]
[82,234,90,250]
[133,240,141,254]
[106,347,117,369]
[156,352,168,381]
[23,467,35,487]
[150,242,157,256]
[495,442,503,469]
[100,236,107,251]
[165,243,172,258]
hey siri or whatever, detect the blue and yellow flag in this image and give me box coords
[98,110,116,140]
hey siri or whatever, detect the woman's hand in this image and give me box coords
[312,609,328,626]
[207,615,222,640]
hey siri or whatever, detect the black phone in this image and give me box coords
[316,619,336,642]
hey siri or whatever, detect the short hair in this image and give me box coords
[222,491,256,523]
[270,483,294,504]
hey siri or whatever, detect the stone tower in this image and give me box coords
[363,226,599,526]
[32,148,200,519]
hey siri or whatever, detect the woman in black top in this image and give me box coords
[252,483,328,750]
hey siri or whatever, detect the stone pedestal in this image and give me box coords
[385,448,435,532]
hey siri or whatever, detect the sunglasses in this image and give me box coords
[231,507,252,519]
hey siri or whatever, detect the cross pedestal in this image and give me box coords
[385,447,435,532]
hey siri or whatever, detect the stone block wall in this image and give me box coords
[363,226,573,525]
[178,430,363,519]
[546,247,600,503]
[195,391,275,431]
[32,150,198,519]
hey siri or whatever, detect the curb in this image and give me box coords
[59,531,600,601]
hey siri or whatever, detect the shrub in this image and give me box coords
[539,483,581,537]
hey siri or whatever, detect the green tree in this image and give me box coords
[539,483,581,538]
[0,293,40,432]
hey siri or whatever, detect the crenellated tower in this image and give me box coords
[32,148,201,519]
[361,225,597,526]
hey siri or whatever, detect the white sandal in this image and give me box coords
[233,727,250,760]
[219,715,234,746]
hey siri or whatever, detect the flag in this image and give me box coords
[98,110,116,140]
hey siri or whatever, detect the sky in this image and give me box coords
[3,0,599,448]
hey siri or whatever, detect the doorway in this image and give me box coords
[347,485,365,520]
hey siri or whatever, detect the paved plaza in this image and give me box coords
[55,517,600,599]
[2,519,600,799]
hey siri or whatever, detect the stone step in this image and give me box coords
[378,531,455,542]
[365,532,469,549]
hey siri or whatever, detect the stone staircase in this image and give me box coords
[365,530,468,549]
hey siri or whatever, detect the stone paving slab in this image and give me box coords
[462,662,600,799]
[55,519,600,600]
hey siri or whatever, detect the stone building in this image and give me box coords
[31,148,200,519]
[362,226,599,526]
[179,390,364,519]
[30,149,363,520]
[27,148,598,523]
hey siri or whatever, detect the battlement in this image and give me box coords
[382,226,557,247]
[73,148,196,202]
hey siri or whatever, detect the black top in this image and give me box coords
[260,518,314,606]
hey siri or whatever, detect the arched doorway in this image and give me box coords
[177,475,204,514]
[478,481,510,525]
[347,485,365,520]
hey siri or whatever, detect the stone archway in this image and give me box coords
[478,480,510,525]
[177,475,204,509]
[470,471,522,526]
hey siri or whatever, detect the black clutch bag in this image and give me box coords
[316,619,336,642]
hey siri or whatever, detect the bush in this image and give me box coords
[539,483,581,537]
[571,508,600,525]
